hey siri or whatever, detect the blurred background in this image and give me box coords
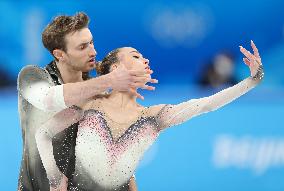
[0,0,284,190]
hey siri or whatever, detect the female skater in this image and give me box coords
[36,40,264,191]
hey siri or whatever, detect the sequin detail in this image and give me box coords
[74,109,160,189]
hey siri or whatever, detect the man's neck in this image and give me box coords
[56,61,83,83]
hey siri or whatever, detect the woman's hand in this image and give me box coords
[129,175,138,191]
[239,40,264,81]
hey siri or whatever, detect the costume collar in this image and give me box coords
[45,60,91,85]
[45,61,64,85]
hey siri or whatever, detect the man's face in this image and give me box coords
[63,28,97,72]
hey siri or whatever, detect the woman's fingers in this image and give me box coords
[240,41,264,79]
[239,46,256,61]
[251,40,260,59]
[243,58,251,66]
[240,40,261,65]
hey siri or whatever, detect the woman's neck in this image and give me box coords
[106,91,137,109]
[56,61,83,83]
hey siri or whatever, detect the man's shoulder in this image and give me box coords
[17,65,54,90]
[18,65,49,78]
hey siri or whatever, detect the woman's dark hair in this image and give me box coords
[96,48,121,75]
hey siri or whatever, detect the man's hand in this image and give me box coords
[109,64,158,99]
[50,174,68,191]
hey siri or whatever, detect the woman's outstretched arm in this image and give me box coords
[151,41,264,130]
[35,106,84,190]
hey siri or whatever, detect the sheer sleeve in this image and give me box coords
[35,106,83,188]
[155,76,262,130]
[17,65,67,113]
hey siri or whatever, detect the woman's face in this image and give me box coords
[117,47,150,71]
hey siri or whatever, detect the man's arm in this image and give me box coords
[63,64,156,106]
[18,64,157,113]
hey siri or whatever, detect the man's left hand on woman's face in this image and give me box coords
[133,63,158,90]
[136,59,158,82]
